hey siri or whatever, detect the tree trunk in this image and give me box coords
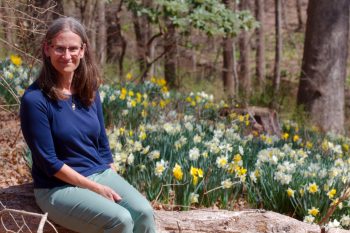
[2,0,16,48]
[222,0,236,99]
[238,0,252,103]
[131,0,153,80]
[295,0,303,31]
[63,0,76,16]
[1,183,349,233]
[222,36,236,99]
[272,0,282,104]
[79,0,97,52]
[106,0,127,79]
[281,0,288,31]
[96,0,106,65]
[297,0,349,134]
[255,0,265,92]
[164,21,177,89]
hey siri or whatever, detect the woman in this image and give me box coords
[20,17,156,233]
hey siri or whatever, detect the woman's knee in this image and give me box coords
[138,202,154,220]
[135,203,155,227]
[107,210,134,233]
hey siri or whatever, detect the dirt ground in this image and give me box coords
[0,108,31,188]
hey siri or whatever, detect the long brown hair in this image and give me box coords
[38,17,100,106]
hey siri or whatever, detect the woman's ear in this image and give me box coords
[43,42,50,57]
[79,43,86,59]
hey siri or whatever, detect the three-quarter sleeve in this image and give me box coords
[20,92,64,177]
[95,91,114,164]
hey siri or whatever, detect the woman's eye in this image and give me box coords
[69,47,80,52]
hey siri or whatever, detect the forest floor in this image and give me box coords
[0,108,31,188]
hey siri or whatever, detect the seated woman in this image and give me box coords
[20,17,156,233]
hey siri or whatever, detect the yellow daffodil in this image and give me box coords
[308,182,319,194]
[139,131,147,141]
[130,100,137,107]
[120,88,127,100]
[10,55,22,66]
[327,189,337,199]
[161,86,168,93]
[233,154,242,163]
[159,100,166,108]
[293,135,300,142]
[157,78,166,87]
[173,163,183,181]
[306,141,313,149]
[119,127,125,135]
[287,188,295,198]
[190,166,203,185]
[308,207,319,216]
[126,72,132,80]
[237,167,247,177]
[136,92,142,103]
[282,133,289,140]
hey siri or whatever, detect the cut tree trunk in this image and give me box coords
[3,183,349,233]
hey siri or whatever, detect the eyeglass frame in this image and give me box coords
[49,43,85,56]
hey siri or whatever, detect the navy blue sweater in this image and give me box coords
[20,82,113,188]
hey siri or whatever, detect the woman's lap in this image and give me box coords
[34,169,155,233]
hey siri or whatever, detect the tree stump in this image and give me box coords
[1,183,350,233]
[220,106,281,136]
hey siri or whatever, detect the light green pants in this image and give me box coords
[34,169,156,233]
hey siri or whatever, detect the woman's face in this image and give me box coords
[45,30,85,79]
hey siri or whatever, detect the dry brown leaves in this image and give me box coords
[0,109,32,188]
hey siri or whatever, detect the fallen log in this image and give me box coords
[1,183,349,233]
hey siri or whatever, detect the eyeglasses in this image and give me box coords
[51,45,83,56]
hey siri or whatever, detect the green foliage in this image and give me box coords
[125,0,258,37]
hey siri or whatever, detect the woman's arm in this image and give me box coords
[54,164,122,202]
[95,91,114,164]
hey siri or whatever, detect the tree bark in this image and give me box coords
[1,183,350,233]
[221,0,236,99]
[2,0,16,47]
[281,0,288,31]
[164,20,177,88]
[238,0,252,103]
[107,0,127,79]
[295,0,303,31]
[63,0,76,16]
[222,37,236,99]
[255,0,265,93]
[132,0,152,80]
[96,0,106,65]
[297,0,349,134]
[79,0,97,52]
[272,0,282,104]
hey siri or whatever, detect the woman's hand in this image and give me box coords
[54,164,122,202]
[109,163,117,172]
[94,183,122,202]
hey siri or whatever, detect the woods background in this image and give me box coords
[0,0,349,135]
